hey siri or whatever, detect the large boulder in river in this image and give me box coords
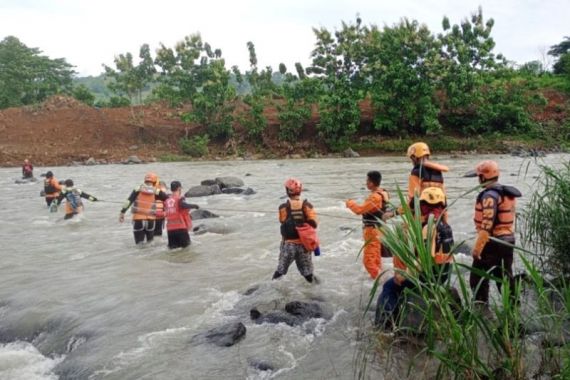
[192,222,234,235]
[192,322,246,347]
[190,209,219,220]
[343,148,360,158]
[200,179,217,186]
[125,155,142,164]
[185,184,222,197]
[215,176,244,189]
[285,301,330,319]
[250,308,302,327]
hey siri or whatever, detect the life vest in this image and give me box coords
[155,199,165,219]
[432,221,454,264]
[280,199,307,240]
[410,161,448,197]
[64,188,83,215]
[474,184,522,237]
[131,184,158,220]
[164,195,191,231]
[44,178,60,198]
[362,189,389,227]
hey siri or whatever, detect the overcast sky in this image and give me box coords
[0,0,567,77]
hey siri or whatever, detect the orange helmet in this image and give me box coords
[475,160,499,181]
[284,178,302,195]
[144,172,158,184]
[420,187,446,205]
[407,142,430,159]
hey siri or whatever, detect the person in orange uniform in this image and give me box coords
[374,187,454,329]
[44,171,62,207]
[346,171,389,280]
[470,160,521,304]
[154,181,168,237]
[419,187,454,283]
[273,178,319,283]
[405,142,449,210]
[164,181,199,249]
[54,179,98,219]
[119,172,169,244]
[22,159,34,179]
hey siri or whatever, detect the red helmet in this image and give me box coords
[284,178,302,195]
[144,172,158,184]
[475,160,500,181]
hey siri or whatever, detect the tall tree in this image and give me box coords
[549,36,570,74]
[0,36,74,109]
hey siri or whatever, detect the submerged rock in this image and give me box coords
[200,179,217,186]
[192,222,234,235]
[285,301,329,320]
[221,187,256,195]
[192,322,246,347]
[190,209,219,220]
[250,308,302,327]
[248,358,276,372]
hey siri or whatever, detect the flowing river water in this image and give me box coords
[0,154,567,380]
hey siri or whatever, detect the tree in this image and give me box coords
[0,36,74,109]
[71,84,95,106]
[103,43,156,105]
[308,17,367,148]
[154,34,235,139]
[365,19,442,135]
[549,37,570,74]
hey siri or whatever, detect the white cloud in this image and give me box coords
[0,0,567,76]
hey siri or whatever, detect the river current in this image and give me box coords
[0,154,566,380]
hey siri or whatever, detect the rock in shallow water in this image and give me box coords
[192,322,246,347]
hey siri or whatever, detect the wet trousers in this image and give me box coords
[154,218,165,236]
[469,238,515,304]
[168,229,191,249]
[363,226,382,279]
[273,241,314,282]
[133,220,156,244]
[375,277,414,328]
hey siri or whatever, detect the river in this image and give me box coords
[0,154,565,380]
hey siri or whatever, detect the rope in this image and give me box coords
[203,207,360,221]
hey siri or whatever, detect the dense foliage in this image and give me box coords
[2,8,569,153]
[0,36,74,109]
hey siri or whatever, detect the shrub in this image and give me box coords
[179,134,209,157]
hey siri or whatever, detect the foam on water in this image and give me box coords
[0,342,63,380]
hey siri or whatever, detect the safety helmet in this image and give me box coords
[170,181,182,192]
[64,179,74,187]
[407,142,430,159]
[284,178,302,196]
[144,172,158,184]
[475,160,499,181]
[420,187,446,205]
[46,171,54,178]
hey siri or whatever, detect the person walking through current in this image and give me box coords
[164,181,199,249]
[22,159,33,179]
[405,142,448,211]
[273,178,319,284]
[119,172,168,244]
[154,181,168,237]
[470,160,522,305]
[43,171,62,207]
[53,179,98,219]
[346,171,389,280]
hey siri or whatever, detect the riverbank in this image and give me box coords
[1,95,567,167]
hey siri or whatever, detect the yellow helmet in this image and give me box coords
[407,142,430,159]
[420,187,446,205]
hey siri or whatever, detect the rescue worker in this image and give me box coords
[374,187,455,329]
[154,181,168,237]
[273,178,319,283]
[346,171,389,279]
[119,172,168,244]
[419,187,454,283]
[53,179,98,219]
[164,181,199,249]
[470,160,522,304]
[405,142,449,211]
[22,159,33,179]
[44,171,62,206]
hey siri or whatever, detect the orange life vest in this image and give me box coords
[164,195,191,231]
[362,189,389,227]
[132,184,158,221]
[44,178,60,199]
[155,199,165,219]
[474,185,521,238]
[63,188,83,215]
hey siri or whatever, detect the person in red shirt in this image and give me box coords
[164,181,199,249]
[22,159,33,179]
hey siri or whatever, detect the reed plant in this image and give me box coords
[355,181,570,379]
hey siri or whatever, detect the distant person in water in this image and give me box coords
[119,172,168,244]
[154,181,168,237]
[53,179,98,219]
[164,181,199,249]
[44,171,62,206]
[273,178,319,284]
[22,159,33,179]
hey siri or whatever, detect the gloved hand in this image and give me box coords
[89,196,98,201]
[119,213,125,223]
[345,199,355,208]
[472,230,490,260]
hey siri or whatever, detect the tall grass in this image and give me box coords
[355,180,570,379]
